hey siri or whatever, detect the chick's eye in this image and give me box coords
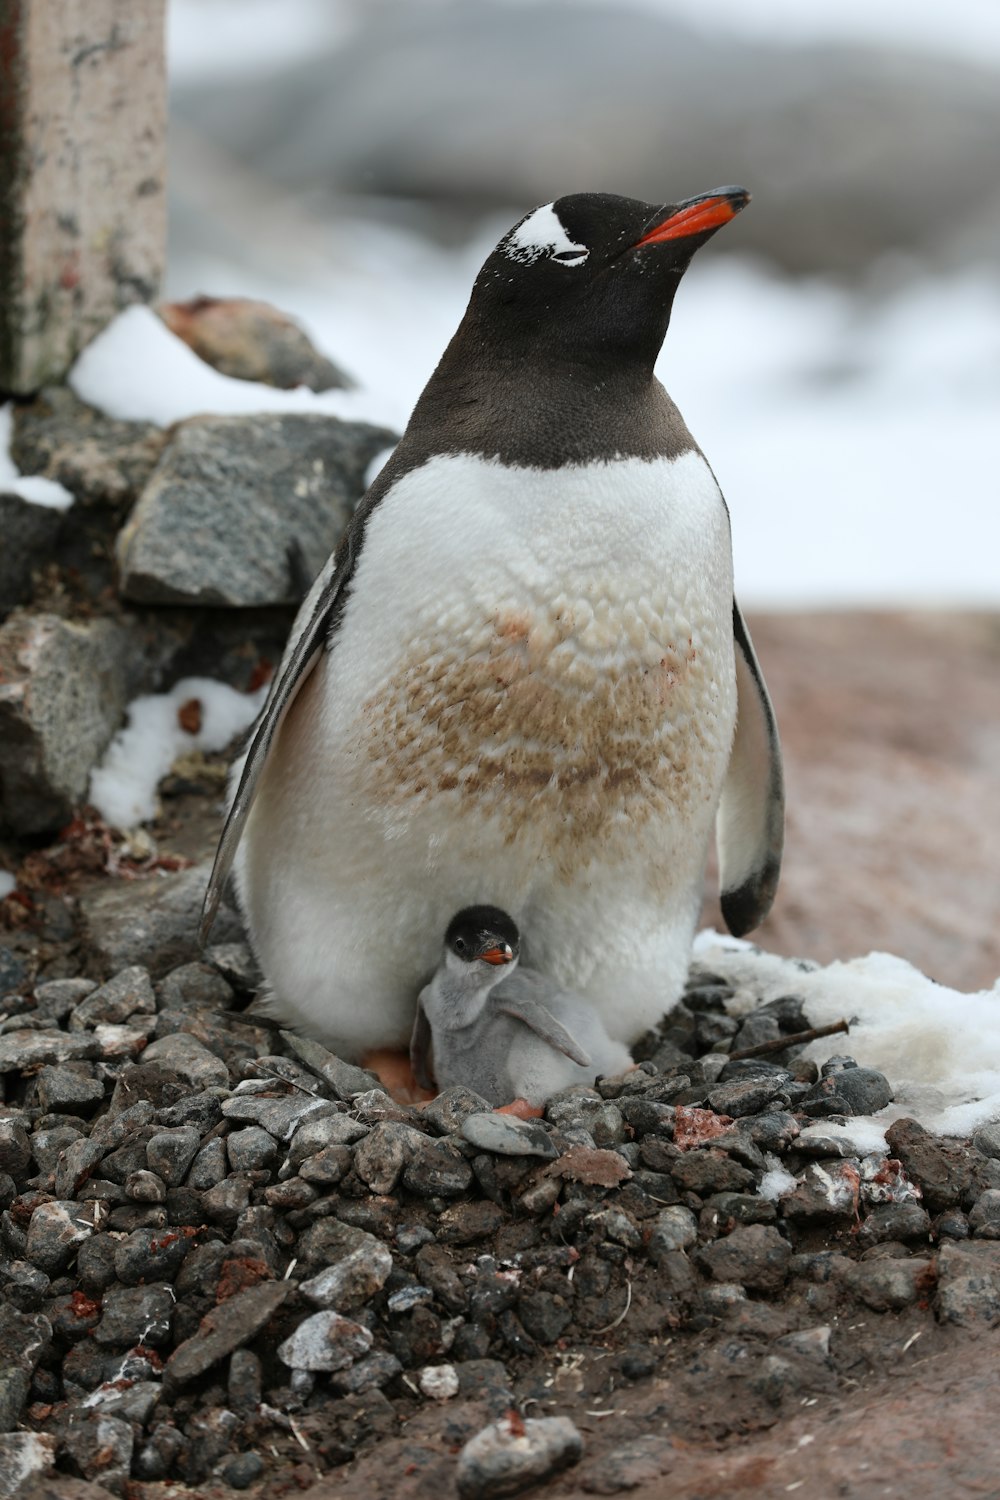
[454,938,466,953]
[550,249,589,266]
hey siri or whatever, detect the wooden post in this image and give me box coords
[0,0,166,395]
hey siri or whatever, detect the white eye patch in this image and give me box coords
[504,203,589,267]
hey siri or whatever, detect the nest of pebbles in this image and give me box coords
[1,950,999,1498]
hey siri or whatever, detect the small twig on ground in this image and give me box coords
[727,1017,850,1061]
[592,1277,632,1335]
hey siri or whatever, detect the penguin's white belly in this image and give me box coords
[237,451,737,1056]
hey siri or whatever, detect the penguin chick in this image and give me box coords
[413,905,634,1106]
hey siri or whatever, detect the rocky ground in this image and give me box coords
[1,859,1000,1500]
[2,299,999,1499]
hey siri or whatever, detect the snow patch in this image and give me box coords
[69,305,395,431]
[0,404,74,510]
[758,1156,797,1201]
[694,933,1000,1147]
[0,871,16,900]
[89,677,267,829]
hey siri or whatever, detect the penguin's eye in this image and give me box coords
[453,938,467,954]
[550,249,589,266]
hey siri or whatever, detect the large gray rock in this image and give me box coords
[0,494,64,612]
[0,612,158,835]
[79,859,245,978]
[116,413,396,607]
[172,2,1000,276]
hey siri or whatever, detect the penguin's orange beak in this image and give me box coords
[635,187,750,248]
[480,945,514,965]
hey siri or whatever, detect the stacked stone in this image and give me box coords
[0,306,396,839]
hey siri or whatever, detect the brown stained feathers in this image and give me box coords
[353,606,731,873]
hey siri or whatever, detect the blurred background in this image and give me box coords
[165,0,1000,609]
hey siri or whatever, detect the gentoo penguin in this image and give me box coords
[201,186,783,1061]
[412,905,634,1107]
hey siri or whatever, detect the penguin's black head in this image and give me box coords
[445,905,521,966]
[468,187,749,369]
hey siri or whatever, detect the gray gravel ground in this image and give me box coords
[1,907,999,1500]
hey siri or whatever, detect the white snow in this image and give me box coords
[758,1156,798,1202]
[693,930,1000,1148]
[504,203,588,264]
[89,677,267,829]
[68,305,398,431]
[0,871,16,900]
[0,405,75,510]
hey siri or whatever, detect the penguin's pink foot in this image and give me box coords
[361,1048,435,1105]
[495,1098,544,1119]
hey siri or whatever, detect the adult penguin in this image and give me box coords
[202,187,784,1062]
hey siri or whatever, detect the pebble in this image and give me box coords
[221,1451,265,1489]
[841,1257,934,1311]
[227,1125,279,1172]
[68,966,156,1029]
[94,1283,175,1347]
[935,1240,1000,1325]
[141,1033,230,1089]
[25,1200,103,1275]
[0,1029,96,1070]
[801,1066,894,1117]
[971,1121,1000,1160]
[125,1169,167,1203]
[780,1160,862,1220]
[146,1126,202,1185]
[697,1224,792,1293]
[419,1362,459,1399]
[32,978,97,1021]
[299,1230,393,1310]
[0,1121,31,1177]
[277,1309,373,1372]
[113,1226,191,1285]
[858,1201,932,1246]
[287,1111,368,1162]
[0,1432,58,1495]
[647,1205,698,1258]
[221,1091,329,1141]
[707,1075,789,1117]
[298,1144,355,1185]
[461,1113,558,1159]
[167,1281,293,1383]
[404,1138,475,1197]
[388,1284,435,1314]
[34,1065,106,1114]
[354,1121,426,1194]
[456,1413,583,1498]
[187,1136,228,1189]
[969,1188,1000,1238]
[280,1030,380,1099]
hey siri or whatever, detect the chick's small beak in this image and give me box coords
[634,186,750,248]
[480,945,514,965]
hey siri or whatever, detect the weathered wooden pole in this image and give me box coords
[0,0,167,395]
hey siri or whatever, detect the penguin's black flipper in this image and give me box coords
[199,541,353,943]
[716,600,784,937]
[495,994,592,1068]
[410,998,436,1092]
